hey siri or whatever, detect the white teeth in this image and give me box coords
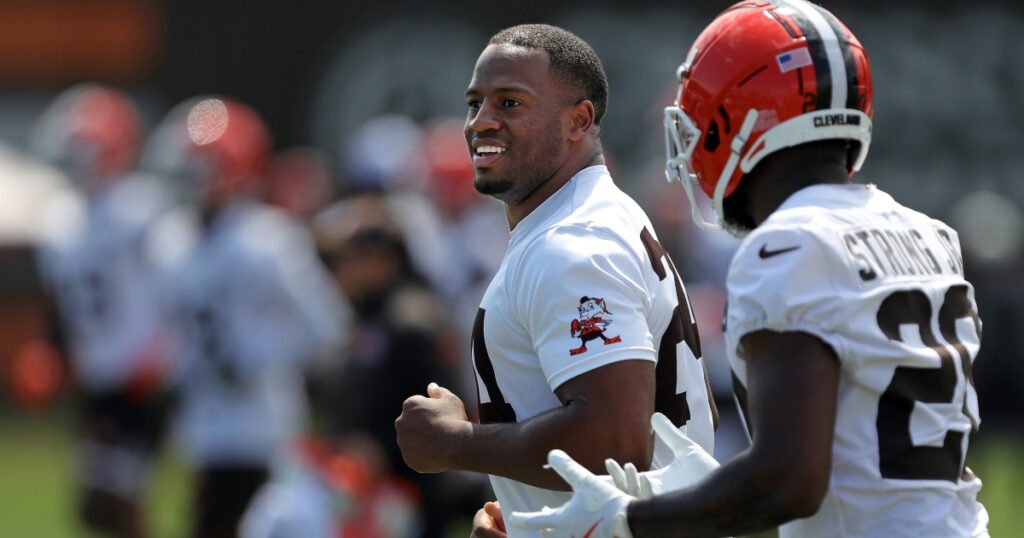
[476,146,507,155]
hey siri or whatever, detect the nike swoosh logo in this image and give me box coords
[758,244,800,259]
[580,518,603,538]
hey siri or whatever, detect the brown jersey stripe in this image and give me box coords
[472,308,517,424]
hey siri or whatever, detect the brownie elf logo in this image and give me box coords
[569,296,621,356]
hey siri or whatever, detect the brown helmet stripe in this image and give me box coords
[769,1,832,111]
[811,3,861,110]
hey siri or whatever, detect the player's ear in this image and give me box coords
[567,98,595,143]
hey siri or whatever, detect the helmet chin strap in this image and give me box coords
[711,109,760,237]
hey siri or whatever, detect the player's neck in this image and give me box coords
[505,150,605,230]
[748,160,850,227]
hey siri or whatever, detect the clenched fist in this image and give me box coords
[395,382,472,473]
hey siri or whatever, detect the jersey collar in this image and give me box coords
[509,165,609,244]
[776,182,877,213]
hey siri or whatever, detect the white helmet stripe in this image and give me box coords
[781,0,848,109]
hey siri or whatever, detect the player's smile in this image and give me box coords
[471,139,508,169]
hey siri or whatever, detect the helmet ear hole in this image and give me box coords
[717,105,731,134]
[704,120,721,152]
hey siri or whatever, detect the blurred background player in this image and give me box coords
[336,114,454,305]
[28,83,192,538]
[145,96,351,538]
[313,192,484,537]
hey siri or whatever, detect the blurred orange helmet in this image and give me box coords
[31,83,142,189]
[144,96,271,206]
[423,118,478,217]
[664,0,873,235]
[266,147,333,220]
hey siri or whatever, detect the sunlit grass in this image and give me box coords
[0,409,190,538]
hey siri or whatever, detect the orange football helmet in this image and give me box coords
[31,83,142,190]
[144,96,272,206]
[424,118,477,218]
[664,0,873,235]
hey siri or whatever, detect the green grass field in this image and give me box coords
[0,409,190,538]
[0,409,1020,537]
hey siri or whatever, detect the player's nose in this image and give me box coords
[466,104,500,135]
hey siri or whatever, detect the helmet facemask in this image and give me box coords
[665,101,761,239]
[663,104,715,231]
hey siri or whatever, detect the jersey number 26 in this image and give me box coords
[876,285,980,483]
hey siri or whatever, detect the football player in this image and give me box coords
[507,1,990,537]
[31,83,192,538]
[395,24,717,538]
[145,96,350,538]
[313,192,472,538]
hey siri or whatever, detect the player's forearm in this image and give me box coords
[456,419,576,490]
[627,449,820,537]
[451,400,651,491]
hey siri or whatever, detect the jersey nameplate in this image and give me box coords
[841,224,964,284]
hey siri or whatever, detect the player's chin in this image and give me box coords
[473,174,513,198]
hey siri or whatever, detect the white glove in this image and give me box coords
[604,412,719,499]
[507,449,635,538]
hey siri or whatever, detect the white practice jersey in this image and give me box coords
[725,184,988,538]
[172,200,349,467]
[37,174,193,392]
[473,166,714,533]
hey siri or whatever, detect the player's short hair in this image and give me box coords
[489,24,609,125]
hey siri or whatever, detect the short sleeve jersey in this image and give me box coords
[172,201,349,466]
[473,166,714,528]
[725,184,989,538]
[37,174,191,392]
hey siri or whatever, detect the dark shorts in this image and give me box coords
[193,465,269,538]
[76,389,174,498]
[80,388,172,453]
